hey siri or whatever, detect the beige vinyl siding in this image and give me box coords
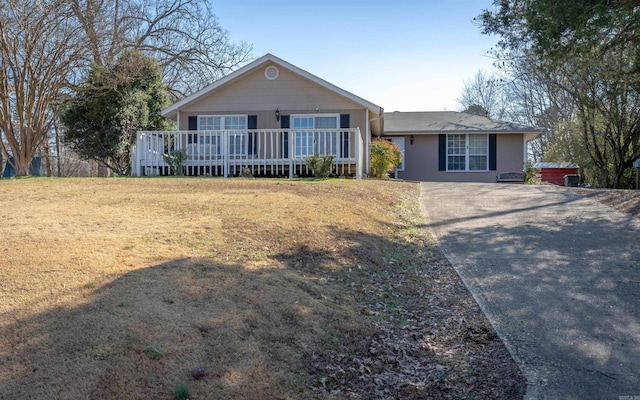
[396,133,526,182]
[182,63,364,114]
[495,134,527,170]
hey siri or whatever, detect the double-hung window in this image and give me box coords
[447,134,488,171]
[195,116,221,156]
[225,115,248,156]
[198,115,248,156]
[293,116,314,157]
[292,114,339,157]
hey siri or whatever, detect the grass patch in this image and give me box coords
[144,344,166,360]
[0,178,524,399]
[173,382,189,400]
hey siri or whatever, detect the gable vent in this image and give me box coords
[264,65,279,80]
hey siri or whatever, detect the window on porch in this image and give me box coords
[292,114,339,157]
[198,115,248,155]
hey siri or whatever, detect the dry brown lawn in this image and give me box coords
[0,178,524,399]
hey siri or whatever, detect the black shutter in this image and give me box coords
[188,116,198,144]
[438,134,446,171]
[280,115,290,159]
[188,116,198,130]
[248,115,257,129]
[247,115,257,155]
[340,114,350,128]
[489,134,497,171]
[340,114,350,158]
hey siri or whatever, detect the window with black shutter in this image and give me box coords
[441,134,490,171]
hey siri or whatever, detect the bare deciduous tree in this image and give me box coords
[70,0,252,97]
[458,54,575,163]
[0,0,84,176]
[457,70,508,120]
[0,0,252,176]
[500,55,574,162]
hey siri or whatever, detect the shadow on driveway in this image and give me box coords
[420,182,640,400]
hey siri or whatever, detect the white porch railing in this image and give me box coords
[131,128,361,178]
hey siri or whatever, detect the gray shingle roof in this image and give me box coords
[384,111,541,134]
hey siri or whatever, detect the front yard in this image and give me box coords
[0,178,524,399]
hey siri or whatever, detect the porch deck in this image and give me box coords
[132,128,362,178]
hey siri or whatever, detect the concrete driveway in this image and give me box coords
[419,182,640,400]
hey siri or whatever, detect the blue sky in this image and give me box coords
[212,0,498,112]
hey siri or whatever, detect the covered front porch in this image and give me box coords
[132,128,363,178]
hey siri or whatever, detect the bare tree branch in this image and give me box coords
[71,0,253,97]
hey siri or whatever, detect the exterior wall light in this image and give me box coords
[410,135,414,145]
[275,108,280,122]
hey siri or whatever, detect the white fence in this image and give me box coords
[132,128,362,178]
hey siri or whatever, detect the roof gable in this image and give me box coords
[162,54,382,119]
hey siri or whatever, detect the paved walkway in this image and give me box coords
[419,182,640,399]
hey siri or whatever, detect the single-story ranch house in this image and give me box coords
[132,53,540,182]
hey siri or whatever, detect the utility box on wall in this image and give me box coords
[533,162,579,186]
[564,174,579,187]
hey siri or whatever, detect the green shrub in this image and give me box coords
[163,149,188,176]
[524,161,539,184]
[370,139,402,178]
[305,154,335,178]
[239,167,253,178]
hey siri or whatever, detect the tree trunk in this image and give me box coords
[56,122,62,177]
[43,139,53,177]
[11,149,33,177]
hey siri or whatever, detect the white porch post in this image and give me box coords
[131,132,139,176]
[223,131,229,177]
[365,108,370,177]
[288,131,294,178]
[355,128,362,178]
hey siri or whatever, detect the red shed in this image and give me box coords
[534,162,579,186]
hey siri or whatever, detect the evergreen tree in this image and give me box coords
[62,50,171,175]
